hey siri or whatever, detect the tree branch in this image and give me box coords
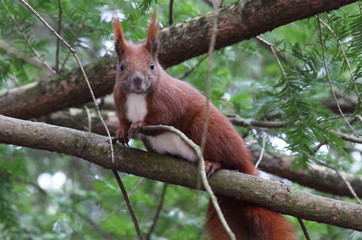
[0,40,45,69]
[0,0,357,119]
[0,114,361,231]
[250,151,362,198]
[39,109,362,198]
[228,114,362,144]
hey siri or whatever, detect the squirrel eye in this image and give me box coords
[120,63,125,71]
[150,62,154,70]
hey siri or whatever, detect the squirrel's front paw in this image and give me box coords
[113,126,129,145]
[204,161,222,177]
[128,121,146,139]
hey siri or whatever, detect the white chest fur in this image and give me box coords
[146,133,197,162]
[126,93,148,123]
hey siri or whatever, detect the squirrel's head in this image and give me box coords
[113,12,159,94]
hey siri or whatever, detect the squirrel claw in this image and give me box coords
[114,127,129,146]
[128,121,146,139]
[204,161,222,177]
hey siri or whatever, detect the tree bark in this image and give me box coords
[0,114,361,231]
[251,151,362,198]
[40,109,362,198]
[0,0,357,119]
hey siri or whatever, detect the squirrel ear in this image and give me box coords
[145,11,159,57]
[113,14,127,56]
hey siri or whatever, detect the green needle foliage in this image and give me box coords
[0,0,361,240]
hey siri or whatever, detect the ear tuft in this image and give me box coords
[113,13,127,56]
[145,11,159,57]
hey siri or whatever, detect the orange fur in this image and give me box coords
[112,13,299,240]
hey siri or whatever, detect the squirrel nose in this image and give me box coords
[133,76,142,84]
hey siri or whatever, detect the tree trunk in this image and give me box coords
[0,0,357,119]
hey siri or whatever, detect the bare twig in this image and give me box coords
[59,21,86,71]
[228,114,362,144]
[219,0,225,8]
[140,124,236,240]
[169,0,174,25]
[254,134,266,169]
[199,2,235,238]
[18,0,115,163]
[179,54,208,80]
[55,0,63,72]
[316,15,359,137]
[112,170,144,240]
[74,208,118,240]
[146,183,168,240]
[297,218,311,240]
[312,157,361,204]
[76,177,145,239]
[0,40,44,69]
[200,0,219,154]
[317,15,361,104]
[84,105,92,132]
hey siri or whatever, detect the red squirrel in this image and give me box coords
[112,13,298,240]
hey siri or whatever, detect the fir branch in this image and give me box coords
[227,114,362,143]
[2,0,54,73]
[316,15,359,137]
[59,21,86,71]
[316,15,361,112]
[17,0,115,163]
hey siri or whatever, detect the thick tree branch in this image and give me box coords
[0,0,357,119]
[251,151,362,198]
[40,109,362,198]
[0,114,361,231]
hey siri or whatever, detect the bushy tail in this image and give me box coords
[206,196,298,240]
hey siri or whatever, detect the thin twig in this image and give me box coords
[3,0,54,73]
[76,177,145,239]
[316,15,359,137]
[84,105,92,132]
[146,183,168,240]
[200,0,219,154]
[112,170,144,240]
[18,0,115,163]
[297,218,311,240]
[312,157,362,204]
[140,124,236,240]
[55,0,63,72]
[59,21,86,71]
[254,134,266,169]
[199,3,235,238]
[169,0,174,26]
[256,36,293,54]
[317,15,361,104]
[74,208,118,240]
[349,231,359,239]
[219,0,225,8]
[179,54,208,80]
[0,40,44,69]
[227,114,362,143]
